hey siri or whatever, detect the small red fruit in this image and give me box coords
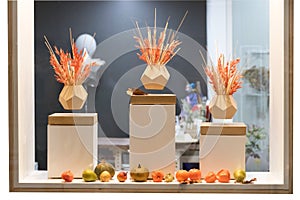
[151,170,164,182]
[188,168,202,183]
[117,171,128,182]
[61,170,74,182]
[216,169,230,183]
[175,170,189,183]
[204,171,217,183]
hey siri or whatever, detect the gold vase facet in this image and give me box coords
[59,85,88,110]
[140,65,170,90]
[209,95,237,119]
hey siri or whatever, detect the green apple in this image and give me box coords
[82,169,97,182]
[233,169,246,183]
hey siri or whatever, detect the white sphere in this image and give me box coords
[75,33,97,56]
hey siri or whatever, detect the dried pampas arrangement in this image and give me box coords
[133,8,188,66]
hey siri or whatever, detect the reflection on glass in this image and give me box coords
[232,0,270,172]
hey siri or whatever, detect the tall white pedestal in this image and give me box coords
[47,113,98,178]
[129,94,176,176]
[200,122,246,179]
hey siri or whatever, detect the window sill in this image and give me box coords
[15,170,287,193]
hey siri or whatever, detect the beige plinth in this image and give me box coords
[199,122,246,179]
[129,94,176,177]
[47,113,98,178]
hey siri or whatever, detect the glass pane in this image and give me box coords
[10,0,289,192]
[34,0,207,172]
[232,0,269,172]
[34,0,272,174]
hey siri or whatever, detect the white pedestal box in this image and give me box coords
[47,113,98,178]
[129,94,176,176]
[199,122,246,179]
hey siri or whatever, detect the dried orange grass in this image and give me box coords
[204,54,242,95]
[134,9,188,66]
[44,29,98,85]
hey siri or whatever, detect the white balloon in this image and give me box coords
[75,33,97,56]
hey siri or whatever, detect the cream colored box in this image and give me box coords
[47,113,98,178]
[129,94,176,176]
[200,122,246,179]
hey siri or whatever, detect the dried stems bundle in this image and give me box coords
[133,9,188,66]
[44,28,99,85]
[204,54,243,95]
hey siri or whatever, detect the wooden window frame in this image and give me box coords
[8,0,293,193]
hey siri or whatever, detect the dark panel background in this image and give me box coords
[34,1,207,170]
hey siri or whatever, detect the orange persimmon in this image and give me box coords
[175,170,189,183]
[188,168,202,183]
[61,170,74,182]
[204,171,217,183]
[151,170,164,182]
[216,169,230,183]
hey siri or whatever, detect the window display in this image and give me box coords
[8,0,293,193]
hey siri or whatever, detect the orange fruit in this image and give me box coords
[188,168,202,182]
[151,170,164,182]
[204,171,217,183]
[175,170,189,182]
[100,170,111,182]
[216,169,230,183]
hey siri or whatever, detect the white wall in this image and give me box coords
[206,0,233,102]
[207,0,232,60]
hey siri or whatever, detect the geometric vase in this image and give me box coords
[58,84,88,110]
[140,65,170,90]
[209,95,237,119]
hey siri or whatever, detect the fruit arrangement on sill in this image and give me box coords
[60,161,256,184]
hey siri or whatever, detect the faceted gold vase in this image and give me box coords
[209,95,237,119]
[59,85,88,110]
[140,65,170,90]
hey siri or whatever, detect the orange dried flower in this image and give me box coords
[133,9,188,66]
[44,29,99,85]
[204,54,242,95]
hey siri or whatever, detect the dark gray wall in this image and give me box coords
[34,1,207,170]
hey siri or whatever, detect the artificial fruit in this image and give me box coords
[204,171,217,183]
[164,173,174,183]
[117,171,128,182]
[61,170,74,182]
[175,170,189,183]
[82,168,97,182]
[130,164,149,182]
[100,170,111,182]
[216,169,230,183]
[188,168,202,183]
[94,160,115,180]
[151,170,164,182]
[233,168,246,183]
